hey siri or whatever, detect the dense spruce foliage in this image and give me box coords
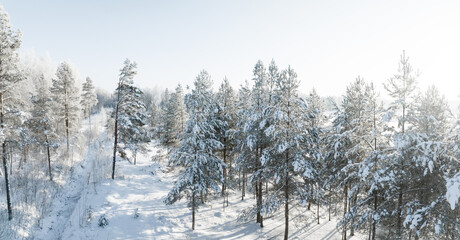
[158,56,460,240]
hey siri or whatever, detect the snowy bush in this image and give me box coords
[98,215,109,227]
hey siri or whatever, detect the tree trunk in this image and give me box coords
[222,146,227,197]
[256,182,260,223]
[396,106,406,239]
[65,104,70,153]
[259,181,263,227]
[317,185,320,224]
[343,184,348,240]
[192,191,196,230]
[242,170,246,200]
[328,195,331,221]
[284,151,289,240]
[112,102,120,180]
[238,170,241,190]
[133,149,137,165]
[45,135,53,181]
[397,189,403,238]
[1,92,12,221]
[2,141,12,220]
[372,191,377,240]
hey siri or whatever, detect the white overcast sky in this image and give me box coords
[2,0,460,100]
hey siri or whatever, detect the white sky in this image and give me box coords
[2,0,460,100]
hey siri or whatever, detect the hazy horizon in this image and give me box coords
[3,0,460,102]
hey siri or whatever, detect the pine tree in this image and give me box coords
[117,83,149,165]
[383,51,419,239]
[50,62,80,153]
[216,77,237,206]
[0,5,22,221]
[324,77,377,239]
[402,85,451,238]
[80,76,98,123]
[165,70,225,230]
[306,88,327,224]
[163,84,186,149]
[112,59,137,179]
[261,66,319,240]
[235,80,252,201]
[239,60,269,227]
[27,74,59,181]
[157,89,175,148]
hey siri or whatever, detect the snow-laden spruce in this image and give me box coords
[165,70,225,230]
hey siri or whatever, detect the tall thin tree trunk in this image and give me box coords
[242,170,246,200]
[2,141,12,221]
[192,191,196,230]
[45,135,52,181]
[396,106,406,239]
[65,103,70,153]
[350,192,355,236]
[256,182,260,223]
[222,146,227,197]
[343,184,348,240]
[259,181,263,227]
[284,150,289,240]
[317,184,320,224]
[397,189,403,238]
[88,106,92,142]
[1,93,12,221]
[372,191,377,240]
[112,102,120,180]
[255,147,261,224]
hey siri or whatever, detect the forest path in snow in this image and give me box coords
[60,144,365,240]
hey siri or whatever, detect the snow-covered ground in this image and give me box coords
[30,110,113,240]
[54,144,365,240]
[25,110,364,240]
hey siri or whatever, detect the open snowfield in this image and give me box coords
[50,144,365,240]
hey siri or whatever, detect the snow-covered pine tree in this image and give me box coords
[346,82,389,240]
[383,51,419,239]
[238,60,270,227]
[112,59,137,179]
[148,101,159,137]
[171,84,186,134]
[324,77,375,240]
[165,70,225,230]
[261,66,319,240]
[306,88,327,224]
[164,84,186,149]
[216,77,237,205]
[27,74,59,181]
[156,88,175,148]
[80,77,98,123]
[402,85,451,238]
[117,81,150,165]
[0,5,23,220]
[234,80,252,200]
[50,62,80,153]
[444,104,460,239]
